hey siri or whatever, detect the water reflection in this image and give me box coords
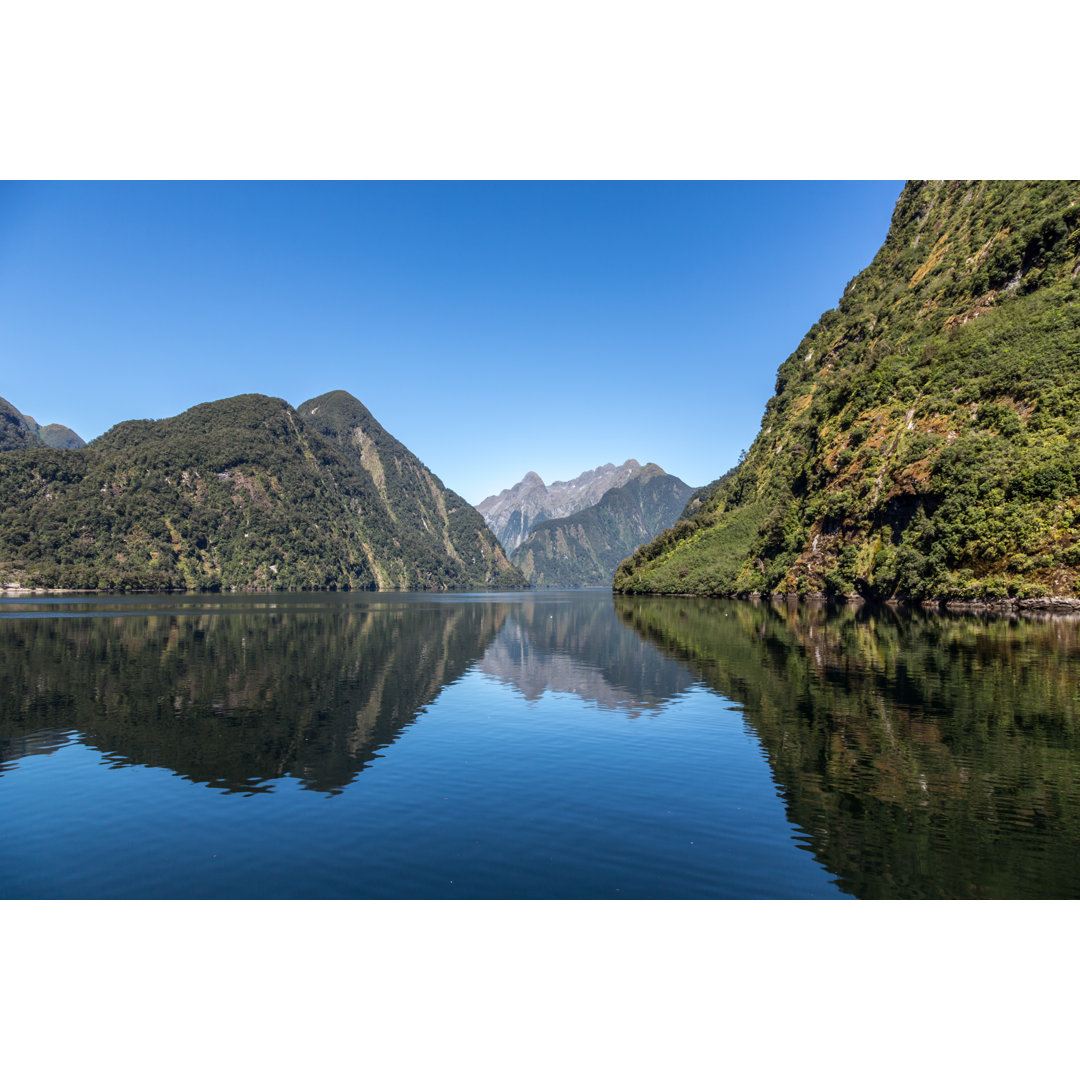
[478,594,696,714]
[5,590,1080,897]
[0,592,697,793]
[0,595,506,795]
[616,595,1080,898]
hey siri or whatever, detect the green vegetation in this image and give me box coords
[297,391,524,589]
[510,465,695,586]
[0,395,84,451]
[0,397,43,451]
[615,181,1080,601]
[615,499,768,594]
[0,390,526,591]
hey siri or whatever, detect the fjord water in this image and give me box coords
[2,592,1078,899]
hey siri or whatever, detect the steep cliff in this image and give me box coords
[297,390,524,590]
[616,181,1080,602]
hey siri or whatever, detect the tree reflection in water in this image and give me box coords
[0,595,507,795]
[616,595,1080,898]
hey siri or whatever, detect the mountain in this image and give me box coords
[511,464,696,586]
[476,459,643,553]
[32,422,86,449]
[0,389,526,591]
[0,397,38,451]
[616,181,1080,603]
[0,396,85,451]
[296,389,523,589]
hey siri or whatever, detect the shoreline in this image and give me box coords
[0,584,526,596]
[6,581,1080,617]
[613,589,1080,616]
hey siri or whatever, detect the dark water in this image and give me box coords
[1,590,1078,899]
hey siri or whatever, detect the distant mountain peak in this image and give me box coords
[510,467,697,587]
[0,395,85,451]
[476,459,651,555]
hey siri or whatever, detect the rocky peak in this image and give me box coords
[476,459,646,555]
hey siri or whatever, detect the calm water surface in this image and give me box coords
[2,590,1079,898]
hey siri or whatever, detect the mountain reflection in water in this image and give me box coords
[0,594,507,795]
[3,591,1080,897]
[0,592,697,792]
[477,594,696,714]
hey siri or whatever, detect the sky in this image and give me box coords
[0,180,903,504]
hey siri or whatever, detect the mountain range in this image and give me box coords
[0,389,525,592]
[13,182,1076,603]
[510,464,695,586]
[478,593,697,714]
[476,459,644,553]
[616,180,1080,603]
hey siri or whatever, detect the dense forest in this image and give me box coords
[615,181,1080,602]
[0,390,525,591]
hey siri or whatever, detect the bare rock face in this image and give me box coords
[476,459,642,554]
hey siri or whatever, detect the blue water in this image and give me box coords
[4,590,1079,897]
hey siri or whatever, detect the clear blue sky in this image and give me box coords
[0,181,903,504]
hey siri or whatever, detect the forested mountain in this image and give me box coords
[616,181,1080,603]
[0,396,84,451]
[477,459,643,553]
[512,465,695,587]
[0,390,525,591]
[295,390,522,588]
